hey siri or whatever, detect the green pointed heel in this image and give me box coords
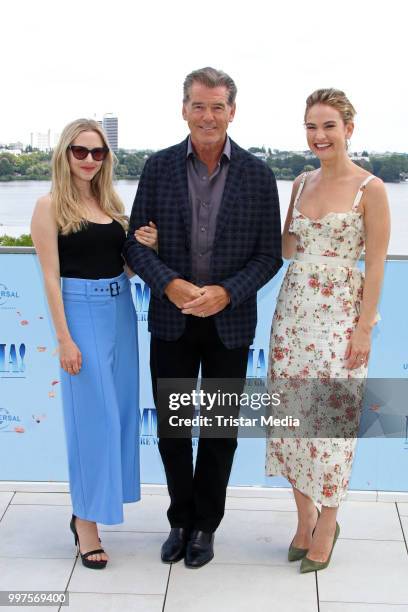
[299,521,340,573]
[288,507,320,562]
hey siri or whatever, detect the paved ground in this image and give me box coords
[1,485,408,611]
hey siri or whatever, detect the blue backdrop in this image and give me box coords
[0,253,407,490]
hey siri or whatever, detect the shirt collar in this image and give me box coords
[187,135,231,161]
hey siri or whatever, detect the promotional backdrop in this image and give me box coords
[0,252,407,491]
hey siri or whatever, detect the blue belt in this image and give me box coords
[61,272,128,297]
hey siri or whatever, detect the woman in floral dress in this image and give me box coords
[265,89,390,572]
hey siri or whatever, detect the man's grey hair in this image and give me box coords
[183,67,237,106]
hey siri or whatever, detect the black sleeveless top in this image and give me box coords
[58,220,126,279]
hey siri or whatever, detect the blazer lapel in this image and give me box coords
[214,141,244,244]
[170,138,191,244]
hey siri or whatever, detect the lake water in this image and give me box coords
[0,179,407,255]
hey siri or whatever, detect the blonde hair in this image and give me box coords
[51,118,128,235]
[304,89,356,124]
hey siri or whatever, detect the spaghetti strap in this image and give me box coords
[352,175,376,211]
[293,172,308,210]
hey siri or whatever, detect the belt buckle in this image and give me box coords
[109,281,119,297]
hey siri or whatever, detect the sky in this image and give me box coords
[2,0,407,152]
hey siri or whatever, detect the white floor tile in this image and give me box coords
[317,539,408,604]
[345,491,378,502]
[68,532,169,595]
[321,604,408,612]
[2,488,408,609]
[96,530,165,558]
[0,556,73,591]
[67,593,164,612]
[214,509,297,566]
[226,486,293,499]
[12,492,71,506]
[0,505,73,558]
[378,492,408,503]
[0,605,59,612]
[398,517,408,542]
[225,497,296,511]
[398,502,408,517]
[0,483,69,493]
[337,501,403,541]
[165,562,317,612]
[0,492,13,518]
[100,495,169,534]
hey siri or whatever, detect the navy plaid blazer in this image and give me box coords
[123,137,283,349]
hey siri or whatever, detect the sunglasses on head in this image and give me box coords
[68,145,109,161]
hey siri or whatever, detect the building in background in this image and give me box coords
[100,114,118,152]
[28,130,61,152]
[0,142,24,155]
[30,130,52,152]
[8,142,24,152]
[350,151,370,162]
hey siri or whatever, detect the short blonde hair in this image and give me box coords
[51,118,127,235]
[304,89,356,124]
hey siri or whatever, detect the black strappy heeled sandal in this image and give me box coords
[70,515,107,569]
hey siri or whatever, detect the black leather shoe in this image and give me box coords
[184,530,214,568]
[161,528,189,563]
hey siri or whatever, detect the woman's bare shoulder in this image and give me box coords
[33,193,55,219]
[364,174,385,193]
[291,169,318,196]
[35,193,52,208]
[32,193,56,230]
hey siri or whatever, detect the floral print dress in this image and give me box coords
[265,172,376,507]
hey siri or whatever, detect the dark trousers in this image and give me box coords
[150,316,249,533]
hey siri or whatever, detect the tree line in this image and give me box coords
[0,148,407,183]
[248,148,408,182]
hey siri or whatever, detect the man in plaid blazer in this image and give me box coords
[124,67,282,568]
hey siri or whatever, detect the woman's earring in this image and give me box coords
[346,138,351,151]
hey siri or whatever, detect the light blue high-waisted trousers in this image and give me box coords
[60,272,140,525]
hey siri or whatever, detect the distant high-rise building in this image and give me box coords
[102,114,118,152]
[30,129,52,151]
